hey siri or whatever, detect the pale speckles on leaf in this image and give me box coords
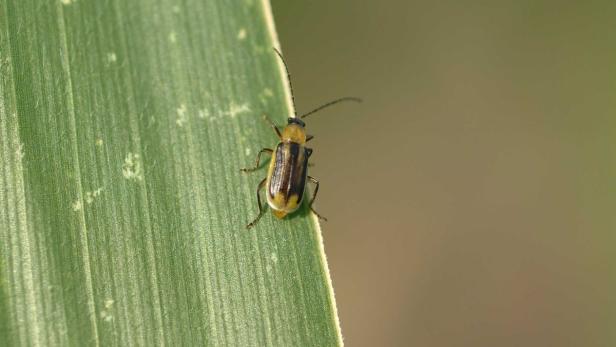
[85,187,104,204]
[100,298,114,322]
[60,0,74,5]
[245,148,252,156]
[266,253,278,273]
[259,88,274,104]
[263,88,274,97]
[237,28,247,41]
[72,199,82,212]
[198,108,215,122]
[122,152,143,181]
[172,5,181,13]
[176,104,188,126]
[95,138,104,147]
[224,102,250,119]
[72,188,104,211]
[107,52,117,63]
[169,31,177,43]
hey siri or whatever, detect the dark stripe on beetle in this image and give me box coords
[269,142,308,203]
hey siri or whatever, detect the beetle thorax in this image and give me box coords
[281,124,306,144]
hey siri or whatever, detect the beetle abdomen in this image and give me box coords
[266,142,308,216]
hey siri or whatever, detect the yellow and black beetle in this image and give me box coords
[241,48,361,229]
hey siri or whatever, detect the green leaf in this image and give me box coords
[0,0,341,346]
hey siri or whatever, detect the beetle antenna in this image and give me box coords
[273,47,297,117]
[300,97,362,119]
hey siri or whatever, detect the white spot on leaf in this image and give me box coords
[176,104,188,126]
[85,187,104,204]
[270,253,278,263]
[100,298,114,322]
[107,52,117,63]
[198,108,210,120]
[61,0,74,5]
[224,102,250,118]
[72,199,82,212]
[169,31,177,43]
[237,28,247,40]
[259,88,274,104]
[245,148,251,156]
[122,152,143,181]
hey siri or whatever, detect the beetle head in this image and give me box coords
[287,117,305,127]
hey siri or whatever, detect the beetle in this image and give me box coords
[241,48,361,229]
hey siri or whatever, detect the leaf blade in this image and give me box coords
[0,0,342,346]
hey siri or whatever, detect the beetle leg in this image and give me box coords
[262,115,282,139]
[240,148,273,172]
[247,178,268,229]
[307,176,327,221]
[306,134,314,142]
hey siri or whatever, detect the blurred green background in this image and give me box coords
[271,1,616,346]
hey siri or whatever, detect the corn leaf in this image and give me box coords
[0,0,341,345]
